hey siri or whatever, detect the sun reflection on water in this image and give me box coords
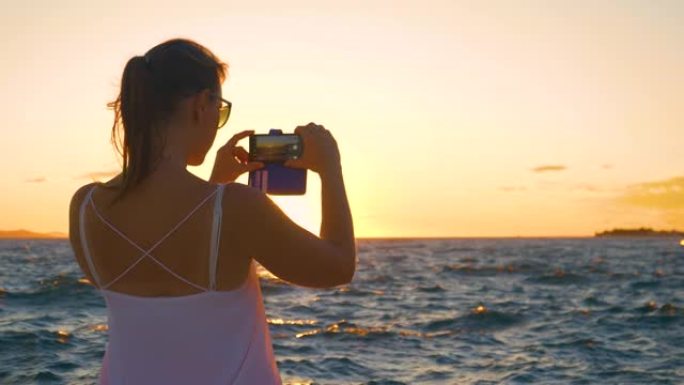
[268,318,318,326]
[56,329,70,344]
[472,305,488,314]
[89,323,108,332]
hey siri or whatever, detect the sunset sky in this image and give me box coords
[1,0,682,237]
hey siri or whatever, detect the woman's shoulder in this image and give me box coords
[221,182,265,209]
[219,183,271,235]
[68,182,102,254]
[68,175,122,219]
[222,181,251,195]
[70,175,121,204]
[69,182,100,212]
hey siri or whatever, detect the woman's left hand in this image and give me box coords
[210,130,265,184]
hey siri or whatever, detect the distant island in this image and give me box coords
[595,227,684,238]
[0,229,67,239]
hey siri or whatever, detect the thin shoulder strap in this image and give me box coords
[208,184,226,290]
[79,185,103,288]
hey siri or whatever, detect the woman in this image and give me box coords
[68,38,356,385]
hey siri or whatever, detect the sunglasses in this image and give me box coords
[213,94,232,129]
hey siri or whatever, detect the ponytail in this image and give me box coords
[108,55,162,204]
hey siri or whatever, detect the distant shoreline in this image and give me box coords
[0,230,67,239]
[595,228,684,238]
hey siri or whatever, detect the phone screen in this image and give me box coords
[249,134,302,162]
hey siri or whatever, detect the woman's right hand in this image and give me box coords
[284,122,341,175]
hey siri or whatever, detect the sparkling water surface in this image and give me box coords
[0,238,682,384]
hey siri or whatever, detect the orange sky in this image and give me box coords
[1,1,683,237]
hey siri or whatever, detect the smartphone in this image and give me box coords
[248,133,302,163]
[248,129,307,195]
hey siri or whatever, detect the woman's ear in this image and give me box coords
[191,89,212,121]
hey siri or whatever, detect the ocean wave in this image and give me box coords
[2,238,683,384]
[3,275,95,303]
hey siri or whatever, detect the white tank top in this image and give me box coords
[78,183,282,385]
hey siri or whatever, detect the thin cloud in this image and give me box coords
[532,165,566,173]
[620,176,684,229]
[76,170,119,181]
[25,177,46,183]
[622,176,684,210]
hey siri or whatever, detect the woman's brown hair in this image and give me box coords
[106,38,228,205]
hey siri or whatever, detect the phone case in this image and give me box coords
[248,129,307,195]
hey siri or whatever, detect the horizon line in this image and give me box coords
[1,229,682,241]
[4,235,684,241]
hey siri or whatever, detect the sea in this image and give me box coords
[0,238,682,384]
